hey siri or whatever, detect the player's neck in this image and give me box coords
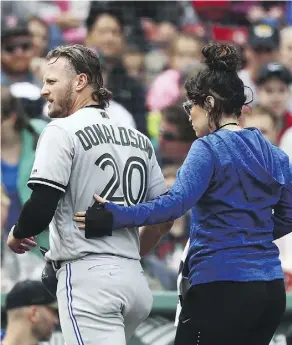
[71,95,100,114]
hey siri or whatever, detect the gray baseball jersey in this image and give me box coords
[27,106,167,262]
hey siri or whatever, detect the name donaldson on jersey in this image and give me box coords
[75,123,153,159]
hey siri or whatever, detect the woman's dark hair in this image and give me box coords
[185,42,248,129]
[1,86,39,148]
[46,44,112,109]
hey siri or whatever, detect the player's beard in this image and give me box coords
[48,83,74,119]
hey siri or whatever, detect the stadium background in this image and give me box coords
[1,1,292,344]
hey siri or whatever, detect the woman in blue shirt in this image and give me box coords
[76,43,292,345]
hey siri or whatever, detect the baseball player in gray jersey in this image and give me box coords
[7,44,173,345]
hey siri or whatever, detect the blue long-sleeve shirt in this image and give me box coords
[106,128,292,285]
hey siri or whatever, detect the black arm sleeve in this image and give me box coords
[13,184,63,239]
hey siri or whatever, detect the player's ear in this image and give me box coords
[75,73,88,92]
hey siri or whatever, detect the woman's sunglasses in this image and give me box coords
[182,100,196,116]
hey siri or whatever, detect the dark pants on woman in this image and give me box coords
[175,280,286,345]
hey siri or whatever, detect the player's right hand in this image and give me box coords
[7,226,37,254]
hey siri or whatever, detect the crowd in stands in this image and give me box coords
[1,0,292,297]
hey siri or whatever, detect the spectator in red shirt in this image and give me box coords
[255,62,292,141]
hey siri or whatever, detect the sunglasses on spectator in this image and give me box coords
[159,129,182,141]
[252,46,274,54]
[182,100,196,116]
[2,41,32,54]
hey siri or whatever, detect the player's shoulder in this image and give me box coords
[40,118,75,144]
[45,111,81,132]
[44,118,69,131]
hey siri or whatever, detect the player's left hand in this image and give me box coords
[7,226,37,254]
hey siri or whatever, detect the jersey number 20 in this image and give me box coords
[95,153,148,206]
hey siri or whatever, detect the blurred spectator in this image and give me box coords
[178,61,206,100]
[155,102,197,167]
[1,280,58,345]
[10,82,47,120]
[88,1,187,52]
[152,21,179,51]
[1,16,39,87]
[147,33,203,111]
[238,23,280,106]
[280,26,292,72]
[280,26,292,114]
[1,86,49,254]
[28,16,49,58]
[88,1,148,50]
[247,2,285,27]
[85,8,148,135]
[255,62,292,140]
[243,106,279,145]
[122,44,145,82]
[143,10,181,87]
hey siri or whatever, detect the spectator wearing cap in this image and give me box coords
[255,62,292,141]
[84,8,148,135]
[238,23,280,106]
[1,280,58,345]
[156,102,197,168]
[1,16,39,87]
